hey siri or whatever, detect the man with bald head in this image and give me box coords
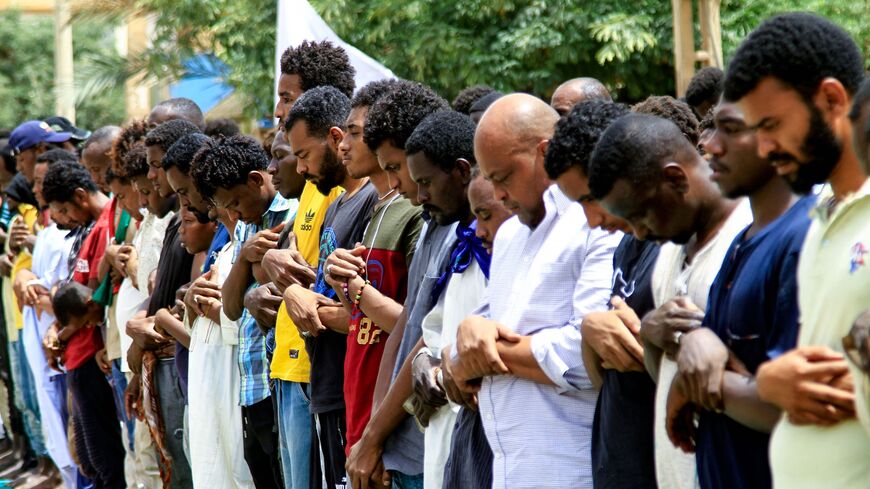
[81,126,121,193]
[148,97,206,130]
[444,94,621,488]
[551,77,612,116]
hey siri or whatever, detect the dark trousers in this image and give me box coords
[68,357,125,489]
[443,407,493,489]
[242,396,283,489]
[311,409,347,489]
[155,358,192,489]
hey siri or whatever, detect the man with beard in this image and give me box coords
[283,85,378,489]
[665,99,812,489]
[722,13,870,488]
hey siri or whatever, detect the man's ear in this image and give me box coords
[536,139,550,175]
[814,77,850,120]
[455,158,473,184]
[34,142,47,155]
[661,162,690,194]
[247,171,266,188]
[73,188,89,205]
[328,127,345,151]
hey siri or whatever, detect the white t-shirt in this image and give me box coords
[650,199,752,489]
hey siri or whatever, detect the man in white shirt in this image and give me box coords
[588,113,751,489]
[445,93,621,489]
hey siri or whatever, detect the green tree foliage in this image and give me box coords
[312,0,870,103]
[0,11,124,130]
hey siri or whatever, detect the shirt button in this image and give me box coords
[485,413,493,421]
[494,451,502,459]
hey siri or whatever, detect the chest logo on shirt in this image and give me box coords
[850,242,867,274]
[300,209,316,231]
[612,268,636,298]
[75,258,89,274]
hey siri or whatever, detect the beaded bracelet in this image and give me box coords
[341,281,350,303]
[354,280,370,305]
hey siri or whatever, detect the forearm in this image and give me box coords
[722,371,781,433]
[373,309,407,408]
[643,337,663,382]
[319,305,350,334]
[156,310,190,349]
[127,343,143,375]
[362,337,423,445]
[358,288,403,334]
[222,257,253,321]
[496,336,556,386]
[582,340,605,389]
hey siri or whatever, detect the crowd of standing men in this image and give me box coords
[0,10,866,489]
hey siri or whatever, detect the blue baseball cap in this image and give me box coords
[8,120,72,154]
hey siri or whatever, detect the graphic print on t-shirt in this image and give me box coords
[314,227,339,299]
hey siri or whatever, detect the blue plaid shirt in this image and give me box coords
[236,194,296,406]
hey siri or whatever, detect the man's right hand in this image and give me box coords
[262,248,316,291]
[8,219,31,252]
[125,374,143,421]
[581,297,645,372]
[410,351,448,427]
[346,433,390,489]
[756,345,856,426]
[126,316,171,349]
[240,223,284,264]
[283,284,327,337]
[640,296,705,357]
[185,267,222,317]
[325,246,367,281]
[118,245,139,287]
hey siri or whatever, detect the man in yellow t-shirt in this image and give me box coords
[261,129,342,489]
[724,14,870,488]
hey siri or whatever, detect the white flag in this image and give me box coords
[275,0,396,105]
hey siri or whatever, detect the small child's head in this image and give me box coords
[52,282,103,328]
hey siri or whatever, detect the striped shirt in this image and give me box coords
[473,184,621,489]
[236,194,295,407]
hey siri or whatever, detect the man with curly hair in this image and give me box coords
[144,119,201,198]
[191,133,295,489]
[345,80,453,489]
[685,67,723,120]
[316,80,424,488]
[282,85,378,489]
[632,95,700,146]
[451,85,496,115]
[722,13,870,489]
[545,100,661,489]
[275,40,356,122]
[41,159,126,488]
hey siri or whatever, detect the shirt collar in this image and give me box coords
[547,183,574,216]
[811,178,870,222]
[266,193,292,215]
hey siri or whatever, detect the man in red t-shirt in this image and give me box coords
[43,160,126,488]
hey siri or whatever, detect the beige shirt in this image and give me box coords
[651,198,752,489]
[770,181,870,488]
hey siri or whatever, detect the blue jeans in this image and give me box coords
[275,380,311,489]
[390,471,424,489]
